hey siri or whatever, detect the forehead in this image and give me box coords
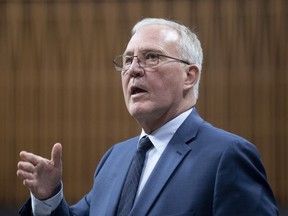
[124,25,179,54]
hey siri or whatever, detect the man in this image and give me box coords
[17,18,278,215]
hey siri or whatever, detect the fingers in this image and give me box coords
[17,169,34,181]
[51,143,62,168]
[17,161,35,173]
[19,151,44,166]
[17,160,35,183]
[22,178,36,188]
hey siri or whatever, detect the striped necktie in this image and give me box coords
[117,136,153,216]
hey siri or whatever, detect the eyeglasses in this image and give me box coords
[113,51,190,72]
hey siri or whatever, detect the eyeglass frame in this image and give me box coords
[112,51,191,72]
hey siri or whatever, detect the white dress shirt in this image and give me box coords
[31,108,193,216]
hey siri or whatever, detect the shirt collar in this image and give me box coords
[139,108,193,154]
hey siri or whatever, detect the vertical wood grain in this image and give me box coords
[0,0,287,206]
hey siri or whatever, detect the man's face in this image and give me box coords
[121,25,195,133]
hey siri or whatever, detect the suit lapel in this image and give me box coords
[130,109,204,215]
[131,135,191,216]
[103,137,139,216]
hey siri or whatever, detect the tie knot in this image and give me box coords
[138,136,153,152]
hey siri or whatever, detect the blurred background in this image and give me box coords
[0,0,287,215]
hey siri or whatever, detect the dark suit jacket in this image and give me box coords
[19,109,278,215]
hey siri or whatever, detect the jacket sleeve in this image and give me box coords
[18,190,91,216]
[213,140,279,216]
[18,198,33,216]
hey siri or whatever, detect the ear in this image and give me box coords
[184,64,199,91]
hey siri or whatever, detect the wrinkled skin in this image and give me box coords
[17,143,62,200]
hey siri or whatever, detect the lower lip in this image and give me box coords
[131,92,147,98]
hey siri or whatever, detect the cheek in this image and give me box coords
[121,76,129,97]
[160,86,180,103]
[153,75,183,97]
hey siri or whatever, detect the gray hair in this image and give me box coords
[132,18,203,99]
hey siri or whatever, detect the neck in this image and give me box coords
[137,104,195,134]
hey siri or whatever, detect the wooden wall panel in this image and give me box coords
[0,0,287,207]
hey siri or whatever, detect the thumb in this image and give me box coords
[51,143,62,168]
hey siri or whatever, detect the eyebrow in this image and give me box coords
[123,49,164,56]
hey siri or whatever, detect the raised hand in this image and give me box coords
[17,143,63,200]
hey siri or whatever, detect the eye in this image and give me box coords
[123,56,133,65]
[144,52,160,61]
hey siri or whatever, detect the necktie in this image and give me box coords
[117,136,153,216]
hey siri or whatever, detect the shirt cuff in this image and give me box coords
[31,182,63,216]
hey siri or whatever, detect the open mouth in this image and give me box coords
[131,86,147,95]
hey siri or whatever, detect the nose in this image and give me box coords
[126,56,145,77]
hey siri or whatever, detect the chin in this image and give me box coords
[129,108,145,118]
[128,105,150,119]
